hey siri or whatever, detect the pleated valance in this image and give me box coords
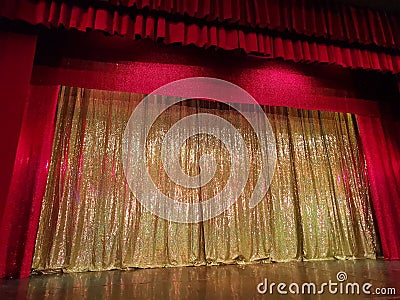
[1,0,399,73]
[2,0,400,47]
[102,0,400,48]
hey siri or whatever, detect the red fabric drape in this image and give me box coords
[0,25,58,280]
[358,114,400,260]
[0,85,59,278]
[2,0,400,48]
[116,0,400,49]
[0,31,37,225]
[1,0,400,73]
[30,58,380,117]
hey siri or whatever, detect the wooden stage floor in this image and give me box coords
[1,260,400,299]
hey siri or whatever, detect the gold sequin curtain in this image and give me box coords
[32,87,379,273]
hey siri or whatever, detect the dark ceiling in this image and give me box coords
[339,0,400,11]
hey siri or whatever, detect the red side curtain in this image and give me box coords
[1,0,400,73]
[0,28,58,279]
[0,32,37,222]
[0,85,59,278]
[358,113,400,260]
[0,31,40,279]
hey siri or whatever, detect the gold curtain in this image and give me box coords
[32,87,379,273]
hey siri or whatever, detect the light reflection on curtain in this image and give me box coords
[32,87,378,272]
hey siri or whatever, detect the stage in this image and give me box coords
[0,3,399,300]
[1,260,399,299]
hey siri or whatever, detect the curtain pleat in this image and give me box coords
[358,115,400,260]
[1,0,399,48]
[107,0,400,48]
[32,87,379,273]
[1,0,400,73]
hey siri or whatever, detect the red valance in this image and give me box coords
[106,0,400,48]
[1,2,399,73]
[1,0,400,49]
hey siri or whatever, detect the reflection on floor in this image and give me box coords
[1,260,400,299]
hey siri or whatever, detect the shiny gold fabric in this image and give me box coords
[32,87,379,273]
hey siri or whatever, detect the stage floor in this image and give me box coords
[1,260,400,299]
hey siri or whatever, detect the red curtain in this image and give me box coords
[2,0,400,48]
[0,85,59,278]
[30,57,380,117]
[1,0,400,73]
[358,113,400,260]
[0,32,37,222]
[0,29,58,280]
[0,31,38,279]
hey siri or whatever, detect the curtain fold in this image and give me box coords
[357,115,400,260]
[32,87,379,273]
[1,0,399,48]
[0,32,56,279]
[1,0,400,73]
[0,85,59,278]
